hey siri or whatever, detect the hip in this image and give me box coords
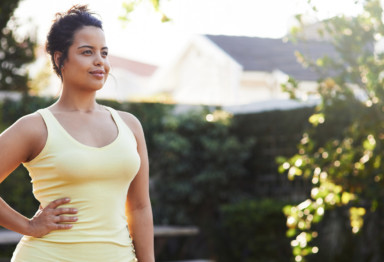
[11,237,137,262]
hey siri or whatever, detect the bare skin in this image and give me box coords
[0,26,154,261]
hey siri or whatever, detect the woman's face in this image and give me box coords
[60,26,110,91]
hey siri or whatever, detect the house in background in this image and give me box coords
[152,34,337,111]
[150,35,243,105]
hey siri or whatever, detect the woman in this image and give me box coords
[0,5,154,262]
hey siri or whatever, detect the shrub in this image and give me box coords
[215,199,291,262]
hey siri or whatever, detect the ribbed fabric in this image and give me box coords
[11,107,140,262]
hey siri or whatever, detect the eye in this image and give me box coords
[82,50,92,55]
[101,51,108,57]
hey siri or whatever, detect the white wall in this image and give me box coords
[153,36,243,105]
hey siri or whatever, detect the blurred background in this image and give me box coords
[1,0,384,261]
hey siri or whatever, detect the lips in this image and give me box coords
[89,69,106,79]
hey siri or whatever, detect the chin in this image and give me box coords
[81,84,104,92]
[89,80,106,90]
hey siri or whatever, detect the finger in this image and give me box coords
[53,207,78,216]
[47,198,71,209]
[54,223,73,230]
[53,215,78,223]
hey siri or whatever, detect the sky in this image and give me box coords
[13,0,363,65]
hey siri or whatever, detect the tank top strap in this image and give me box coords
[103,106,137,144]
[104,106,125,129]
[36,108,62,134]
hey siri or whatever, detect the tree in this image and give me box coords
[280,0,384,261]
[0,0,36,93]
[119,0,384,260]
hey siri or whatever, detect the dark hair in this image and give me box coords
[45,5,103,78]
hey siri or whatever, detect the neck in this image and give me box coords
[55,87,100,112]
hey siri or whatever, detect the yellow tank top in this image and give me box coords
[11,106,140,262]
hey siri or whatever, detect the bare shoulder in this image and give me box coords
[3,112,44,136]
[116,110,144,138]
[11,112,46,136]
[0,111,47,164]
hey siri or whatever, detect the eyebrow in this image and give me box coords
[78,45,108,50]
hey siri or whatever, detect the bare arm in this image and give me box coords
[120,112,155,262]
[0,114,77,237]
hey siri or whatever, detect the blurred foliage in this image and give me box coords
[0,0,19,31]
[279,0,384,261]
[150,107,255,257]
[232,107,314,202]
[215,199,291,262]
[151,107,254,224]
[0,0,36,92]
[120,0,170,23]
[28,60,52,95]
[149,106,316,259]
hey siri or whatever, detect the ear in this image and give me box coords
[53,51,63,69]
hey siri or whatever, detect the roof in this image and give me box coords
[108,55,158,77]
[205,35,337,81]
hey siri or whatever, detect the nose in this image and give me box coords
[94,53,104,67]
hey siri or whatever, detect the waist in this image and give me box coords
[37,194,128,227]
[22,223,132,246]
[27,199,130,245]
